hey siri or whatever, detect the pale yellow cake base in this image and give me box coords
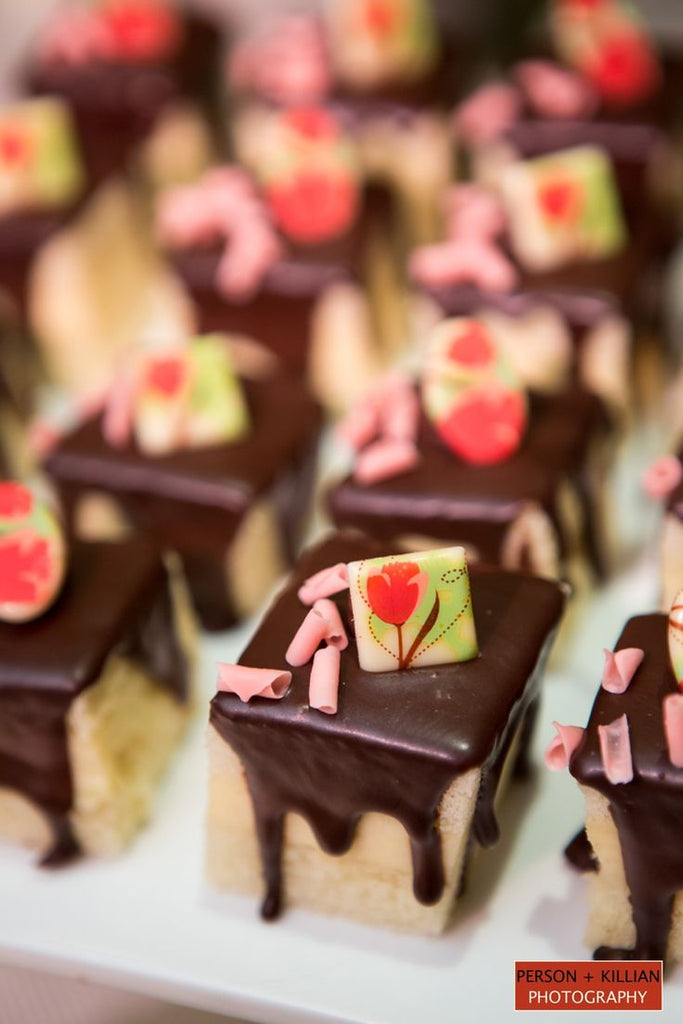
[0,570,197,859]
[206,715,524,934]
[581,786,683,963]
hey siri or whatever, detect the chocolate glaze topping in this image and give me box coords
[0,538,187,863]
[570,614,683,961]
[210,532,565,920]
[45,372,321,630]
[328,387,608,576]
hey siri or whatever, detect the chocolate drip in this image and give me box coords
[211,533,565,920]
[564,827,599,873]
[571,614,683,961]
[0,539,186,862]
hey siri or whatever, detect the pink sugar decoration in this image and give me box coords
[336,400,380,451]
[642,454,683,499]
[598,714,634,785]
[102,367,138,448]
[409,238,517,293]
[217,663,291,703]
[28,419,61,459]
[514,60,599,120]
[354,439,420,485]
[663,693,683,768]
[227,15,331,105]
[445,184,507,241]
[544,722,585,771]
[312,598,348,651]
[380,386,420,443]
[453,82,523,146]
[285,606,329,667]
[308,645,341,715]
[601,647,644,694]
[298,563,349,605]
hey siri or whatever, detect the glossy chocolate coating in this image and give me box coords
[45,373,321,630]
[328,386,608,576]
[26,11,222,184]
[210,531,565,920]
[0,537,187,863]
[570,614,683,961]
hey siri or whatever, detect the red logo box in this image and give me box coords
[515,960,663,1011]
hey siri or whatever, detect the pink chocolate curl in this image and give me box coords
[285,606,329,667]
[380,386,420,443]
[228,15,331,106]
[453,82,523,146]
[313,598,348,651]
[444,184,507,241]
[601,647,644,694]
[308,645,341,715]
[336,400,380,451]
[514,60,599,120]
[354,439,420,485]
[598,714,634,784]
[409,238,517,293]
[544,722,585,771]
[663,693,683,768]
[298,563,349,605]
[642,455,682,499]
[102,365,138,448]
[216,663,291,703]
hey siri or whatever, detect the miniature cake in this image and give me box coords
[44,335,321,630]
[0,480,195,864]
[0,97,85,319]
[547,595,683,962]
[25,0,222,185]
[207,530,565,932]
[227,1,466,243]
[328,317,610,579]
[156,125,398,411]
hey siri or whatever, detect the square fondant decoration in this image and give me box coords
[348,545,478,672]
[499,145,626,273]
[0,98,83,218]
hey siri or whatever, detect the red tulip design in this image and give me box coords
[590,32,659,107]
[102,1,181,61]
[438,384,526,465]
[144,355,188,397]
[362,0,401,37]
[366,561,428,668]
[0,481,33,520]
[538,177,583,224]
[448,322,496,370]
[0,533,52,604]
[0,128,32,170]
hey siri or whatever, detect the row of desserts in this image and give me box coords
[0,0,682,972]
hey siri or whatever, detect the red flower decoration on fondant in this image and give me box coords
[0,482,33,520]
[448,323,496,369]
[590,32,659,106]
[145,355,188,396]
[286,107,337,142]
[0,128,32,169]
[0,533,51,604]
[538,177,583,224]
[362,0,400,37]
[366,561,427,625]
[438,384,526,465]
[102,0,181,62]
[267,172,357,244]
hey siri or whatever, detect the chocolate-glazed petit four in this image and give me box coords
[0,480,195,864]
[44,336,321,631]
[26,0,223,186]
[548,596,683,963]
[0,98,85,319]
[156,118,400,411]
[207,531,565,931]
[328,317,610,580]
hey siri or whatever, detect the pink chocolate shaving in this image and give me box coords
[544,722,585,771]
[228,15,331,106]
[298,563,349,605]
[453,82,523,146]
[102,365,139,448]
[444,184,507,241]
[601,647,644,694]
[216,663,291,703]
[598,714,634,784]
[285,606,329,667]
[409,238,518,293]
[308,645,341,715]
[513,60,599,120]
[663,693,683,768]
[380,386,420,443]
[336,400,380,451]
[642,454,683,499]
[354,439,420,485]
[38,9,117,66]
[312,598,348,651]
